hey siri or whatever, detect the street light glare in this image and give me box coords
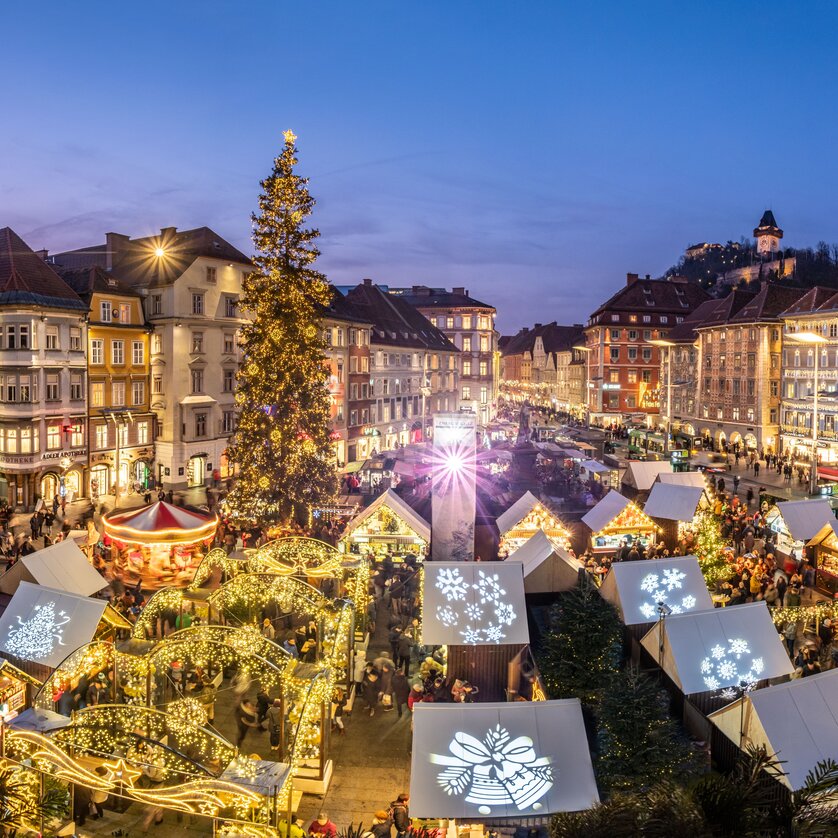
[154,247,166,258]
[786,331,828,344]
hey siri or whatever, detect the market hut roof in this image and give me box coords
[0,539,107,597]
[639,601,794,695]
[505,530,583,594]
[580,459,613,474]
[410,699,599,818]
[581,491,656,534]
[768,500,835,543]
[643,483,706,522]
[496,490,566,538]
[422,561,529,646]
[598,555,713,625]
[622,461,673,491]
[102,501,218,546]
[656,470,708,488]
[341,489,430,543]
[806,518,838,549]
[0,581,108,668]
[709,670,838,791]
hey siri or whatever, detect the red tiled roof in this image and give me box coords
[590,277,710,318]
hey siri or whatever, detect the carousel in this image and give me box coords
[102,501,218,591]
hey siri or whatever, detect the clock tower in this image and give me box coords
[754,209,783,259]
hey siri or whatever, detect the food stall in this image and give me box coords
[496,490,571,554]
[806,519,838,594]
[339,489,430,562]
[581,490,658,554]
[579,459,620,491]
[0,659,41,720]
[764,500,834,561]
[102,501,218,590]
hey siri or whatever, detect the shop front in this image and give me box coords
[496,490,571,554]
[581,489,658,554]
[806,520,838,595]
[764,500,834,561]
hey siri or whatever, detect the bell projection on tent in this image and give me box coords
[424,562,529,646]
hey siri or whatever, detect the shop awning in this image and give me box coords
[643,483,705,522]
[0,582,108,668]
[505,530,583,594]
[709,670,838,791]
[103,501,218,546]
[639,601,794,694]
[0,539,107,597]
[768,500,835,543]
[339,460,366,474]
[410,700,599,818]
[598,555,713,625]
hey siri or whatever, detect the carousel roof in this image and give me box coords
[103,501,218,545]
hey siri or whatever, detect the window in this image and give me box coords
[46,326,59,350]
[733,379,740,395]
[462,315,472,330]
[191,332,204,353]
[152,375,163,395]
[19,427,33,454]
[90,381,104,407]
[192,293,204,315]
[101,300,112,322]
[129,341,144,365]
[111,381,125,405]
[70,327,81,351]
[719,354,726,371]
[223,333,235,354]
[71,423,83,447]
[45,374,59,401]
[610,329,620,341]
[747,353,756,368]
[151,295,162,315]
[206,266,217,284]
[195,413,207,437]
[627,347,638,361]
[462,386,471,401]
[462,336,472,352]
[91,339,103,365]
[480,335,489,352]
[610,347,620,362]
[642,315,651,323]
[628,330,637,341]
[786,382,795,399]
[479,360,488,376]
[627,369,638,384]
[137,421,149,444]
[118,304,131,323]
[479,315,491,330]
[747,408,755,423]
[191,369,204,394]
[463,359,472,375]
[118,424,128,447]
[446,316,454,329]
[223,411,236,434]
[770,381,779,397]
[770,408,777,423]
[47,425,61,450]
[480,386,488,403]
[152,334,162,354]
[70,374,83,400]
[642,347,652,361]
[112,340,124,365]
[223,369,235,392]
[625,395,636,408]
[224,296,237,318]
[643,330,651,340]
[95,425,108,450]
[732,407,740,421]
[642,369,652,382]
[609,369,620,383]
[132,380,145,405]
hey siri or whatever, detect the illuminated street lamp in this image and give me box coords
[786,331,828,495]
[648,338,676,455]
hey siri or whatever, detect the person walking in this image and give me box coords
[370,810,393,838]
[256,685,270,728]
[396,632,413,675]
[236,698,259,747]
[392,669,411,718]
[389,794,411,838]
[362,670,380,716]
[266,698,283,752]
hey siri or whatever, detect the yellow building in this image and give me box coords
[60,267,154,499]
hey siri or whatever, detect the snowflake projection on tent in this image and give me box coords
[5,601,70,661]
[699,638,765,691]
[638,568,698,620]
[430,723,554,815]
[430,567,518,644]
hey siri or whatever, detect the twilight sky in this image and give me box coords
[3,1,837,332]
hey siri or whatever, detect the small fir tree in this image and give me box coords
[225,131,336,525]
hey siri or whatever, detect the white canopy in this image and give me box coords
[496,490,542,535]
[598,556,713,625]
[769,500,835,543]
[643,483,705,522]
[0,540,107,597]
[807,519,838,548]
[580,459,612,474]
[410,699,599,818]
[656,471,708,488]
[623,461,673,491]
[423,562,529,646]
[506,530,583,594]
[709,670,838,791]
[342,489,430,543]
[640,601,794,694]
[0,581,108,668]
[581,490,631,533]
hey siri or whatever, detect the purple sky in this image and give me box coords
[3,1,838,332]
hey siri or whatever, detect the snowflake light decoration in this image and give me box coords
[464,602,484,621]
[494,603,516,626]
[637,567,698,620]
[436,568,469,601]
[459,625,483,644]
[473,571,505,605]
[6,601,70,661]
[430,724,554,814]
[484,624,507,643]
[437,604,458,627]
[699,638,765,691]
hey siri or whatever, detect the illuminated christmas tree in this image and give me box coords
[225,131,336,525]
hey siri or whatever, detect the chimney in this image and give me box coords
[453,287,465,295]
[363,278,373,286]
[626,272,639,286]
[35,248,49,261]
[160,226,177,239]
[668,274,688,284]
[645,274,651,280]
[105,232,130,271]
[534,323,543,328]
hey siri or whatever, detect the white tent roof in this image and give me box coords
[640,601,794,694]
[580,459,612,474]
[623,461,673,491]
[807,518,838,548]
[506,530,582,594]
[598,556,713,625]
[770,500,835,543]
[410,699,599,818]
[643,483,705,522]
[496,490,543,535]
[423,562,529,646]
[342,489,430,543]
[656,471,708,488]
[709,670,838,791]
[0,540,107,597]
[581,490,630,533]
[0,581,108,668]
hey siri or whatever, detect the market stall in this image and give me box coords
[765,499,834,561]
[496,490,571,554]
[643,482,710,549]
[505,529,584,595]
[581,490,659,554]
[0,539,108,597]
[806,519,838,595]
[621,460,674,498]
[102,501,218,590]
[656,471,709,489]
[339,489,430,562]
[0,660,41,720]
[579,458,620,490]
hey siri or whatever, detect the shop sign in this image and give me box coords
[602,383,620,391]
[41,449,86,461]
[670,449,689,463]
[361,427,381,437]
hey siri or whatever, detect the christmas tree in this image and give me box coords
[225,131,337,525]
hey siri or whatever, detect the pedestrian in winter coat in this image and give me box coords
[266,698,283,750]
[389,794,410,838]
[391,670,411,718]
[396,634,413,674]
[370,811,393,838]
[308,814,337,838]
[362,671,380,716]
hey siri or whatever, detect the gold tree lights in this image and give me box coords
[224,131,337,525]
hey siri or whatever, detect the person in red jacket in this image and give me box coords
[308,813,337,838]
